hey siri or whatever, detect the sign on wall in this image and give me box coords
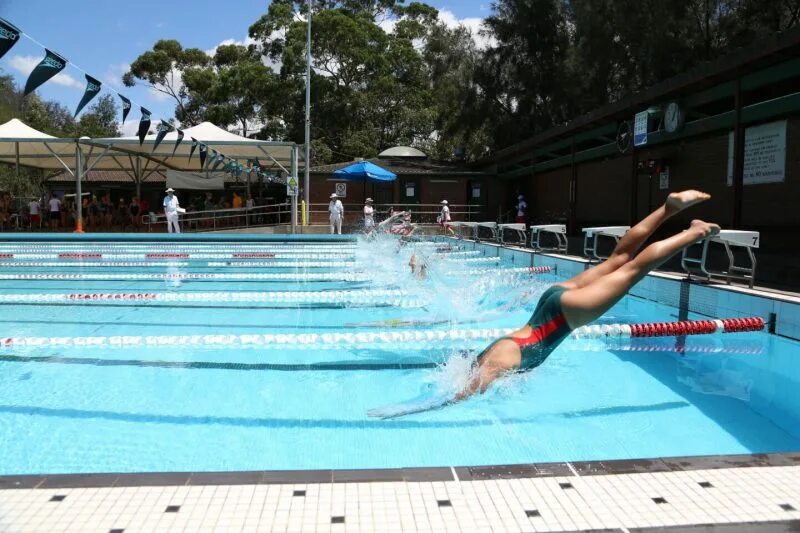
[659,168,670,190]
[727,120,786,186]
[405,184,415,197]
[634,111,649,147]
[335,182,347,197]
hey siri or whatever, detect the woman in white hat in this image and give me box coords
[328,193,344,234]
[163,188,181,233]
[438,199,454,235]
[363,198,375,232]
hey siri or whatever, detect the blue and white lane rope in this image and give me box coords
[0,261,356,269]
[0,328,515,349]
[0,272,373,281]
[0,289,424,306]
[0,253,355,260]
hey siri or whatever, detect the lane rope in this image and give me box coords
[572,317,765,338]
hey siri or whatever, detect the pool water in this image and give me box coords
[0,236,798,475]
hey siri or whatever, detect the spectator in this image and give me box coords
[516,194,528,224]
[129,197,141,231]
[48,193,61,230]
[28,197,41,230]
[363,198,375,232]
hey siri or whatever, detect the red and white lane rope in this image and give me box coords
[0,261,355,269]
[0,272,372,281]
[0,327,514,349]
[572,317,765,339]
[442,256,501,263]
[0,289,425,306]
[463,266,552,275]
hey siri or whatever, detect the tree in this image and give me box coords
[123,39,210,125]
[74,94,121,138]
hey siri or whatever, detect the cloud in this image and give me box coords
[205,36,258,57]
[7,55,83,89]
[102,63,130,88]
[119,118,140,137]
[436,9,496,50]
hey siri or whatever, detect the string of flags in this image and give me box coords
[0,16,276,181]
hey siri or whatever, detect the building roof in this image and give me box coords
[311,157,490,177]
[378,146,427,158]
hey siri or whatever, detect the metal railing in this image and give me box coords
[142,203,293,233]
[307,202,483,227]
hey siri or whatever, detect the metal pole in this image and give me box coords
[291,145,298,234]
[74,144,84,233]
[303,0,312,225]
[15,142,19,178]
[135,157,142,200]
[569,136,577,235]
[732,76,745,228]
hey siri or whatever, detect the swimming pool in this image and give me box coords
[0,234,798,475]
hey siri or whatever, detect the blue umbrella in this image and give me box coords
[333,161,397,182]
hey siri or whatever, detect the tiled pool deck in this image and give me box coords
[1,238,799,532]
[1,454,800,532]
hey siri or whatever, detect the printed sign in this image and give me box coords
[659,169,669,190]
[286,176,299,196]
[472,187,481,198]
[634,111,649,147]
[405,184,415,197]
[334,182,347,198]
[727,121,786,186]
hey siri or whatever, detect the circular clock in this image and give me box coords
[616,121,632,154]
[664,102,684,133]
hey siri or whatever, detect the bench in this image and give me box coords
[582,226,630,261]
[681,230,759,288]
[498,223,526,245]
[530,224,568,253]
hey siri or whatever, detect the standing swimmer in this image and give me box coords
[369,190,719,418]
[328,193,344,234]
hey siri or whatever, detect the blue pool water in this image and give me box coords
[0,235,798,475]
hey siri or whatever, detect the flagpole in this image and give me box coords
[304,0,312,225]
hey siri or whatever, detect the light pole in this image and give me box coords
[303,0,311,225]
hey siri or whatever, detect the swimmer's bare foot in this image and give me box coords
[666,190,711,215]
[689,219,720,239]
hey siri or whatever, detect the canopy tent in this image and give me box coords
[0,118,302,232]
[332,160,397,182]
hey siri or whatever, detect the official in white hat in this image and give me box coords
[163,187,181,233]
[363,198,375,232]
[438,199,454,236]
[328,193,344,234]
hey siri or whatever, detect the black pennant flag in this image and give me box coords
[152,121,172,152]
[0,18,21,60]
[211,153,224,170]
[172,129,184,156]
[24,48,67,96]
[137,107,151,145]
[198,143,208,169]
[189,138,198,161]
[207,149,218,170]
[119,95,132,124]
[74,75,102,117]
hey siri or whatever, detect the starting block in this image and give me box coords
[681,230,759,288]
[582,226,630,261]
[498,223,526,245]
[475,222,498,242]
[530,224,568,253]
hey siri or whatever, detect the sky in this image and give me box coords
[0,0,493,135]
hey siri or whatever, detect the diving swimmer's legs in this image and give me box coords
[560,219,720,328]
[560,190,711,290]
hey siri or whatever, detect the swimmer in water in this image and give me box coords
[369,190,719,418]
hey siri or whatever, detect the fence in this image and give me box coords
[307,202,483,227]
[143,203,293,233]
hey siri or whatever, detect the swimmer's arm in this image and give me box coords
[377,211,406,228]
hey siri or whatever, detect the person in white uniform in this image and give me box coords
[438,199,454,235]
[163,187,181,234]
[329,193,344,234]
[363,198,375,232]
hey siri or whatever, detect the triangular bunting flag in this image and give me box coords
[137,107,151,145]
[119,95,132,124]
[24,48,67,96]
[74,75,102,117]
[198,143,208,169]
[172,129,184,156]
[152,121,172,152]
[0,18,21,60]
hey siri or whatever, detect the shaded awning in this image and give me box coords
[333,160,397,182]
